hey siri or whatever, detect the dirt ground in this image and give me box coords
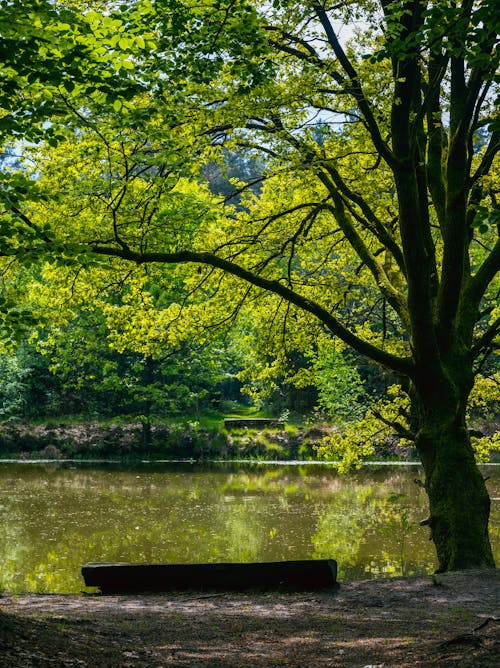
[0,569,498,667]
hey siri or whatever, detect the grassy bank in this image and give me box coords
[0,418,330,461]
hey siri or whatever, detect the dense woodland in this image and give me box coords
[0,151,394,425]
[0,0,498,571]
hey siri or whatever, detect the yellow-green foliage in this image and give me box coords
[468,372,500,460]
[468,372,500,414]
[315,385,412,471]
[317,377,499,469]
[471,431,500,463]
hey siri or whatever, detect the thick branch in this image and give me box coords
[387,4,441,363]
[90,244,414,376]
[317,190,410,330]
[320,162,407,275]
[425,52,448,227]
[437,5,497,335]
[265,27,345,85]
[471,129,500,186]
[9,206,53,243]
[466,238,500,311]
[371,408,416,441]
[471,316,500,358]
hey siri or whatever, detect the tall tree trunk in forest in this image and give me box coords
[413,374,494,572]
[383,0,497,571]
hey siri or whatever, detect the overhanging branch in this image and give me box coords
[90,244,414,377]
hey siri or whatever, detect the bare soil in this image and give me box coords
[0,569,498,667]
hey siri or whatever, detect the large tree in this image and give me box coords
[6,0,500,572]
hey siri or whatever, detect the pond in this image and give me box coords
[0,461,498,593]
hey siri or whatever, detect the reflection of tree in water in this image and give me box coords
[221,505,263,563]
[0,504,29,592]
[6,470,285,593]
[311,483,435,579]
[4,465,496,592]
[18,498,269,592]
[311,486,385,577]
[220,470,300,495]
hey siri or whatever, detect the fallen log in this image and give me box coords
[81,559,337,593]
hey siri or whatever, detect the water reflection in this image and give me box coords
[0,462,498,593]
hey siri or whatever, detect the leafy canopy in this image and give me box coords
[2,1,499,450]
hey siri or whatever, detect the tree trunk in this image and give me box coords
[415,396,495,572]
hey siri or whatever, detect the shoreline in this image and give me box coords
[0,419,418,463]
[1,419,497,465]
[2,456,499,467]
[1,569,498,667]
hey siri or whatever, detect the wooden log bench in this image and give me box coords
[223,418,285,429]
[81,559,337,593]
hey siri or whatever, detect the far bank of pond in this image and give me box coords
[0,419,414,462]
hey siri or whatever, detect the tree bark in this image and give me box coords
[415,389,494,572]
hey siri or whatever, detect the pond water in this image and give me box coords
[0,461,498,593]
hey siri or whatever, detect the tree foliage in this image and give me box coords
[1,0,499,571]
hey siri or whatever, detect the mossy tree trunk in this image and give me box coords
[384,1,497,572]
[414,380,494,572]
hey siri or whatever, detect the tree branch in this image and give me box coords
[90,244,414,376]
[466,239,500,313]
[470,129,500,186]
[320,194,410,330]
[471,316,500,358]
[320,162,407,275]
[312,2,396,168]
[371,408,416,441]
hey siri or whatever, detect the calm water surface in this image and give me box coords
[0,461,498,593]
